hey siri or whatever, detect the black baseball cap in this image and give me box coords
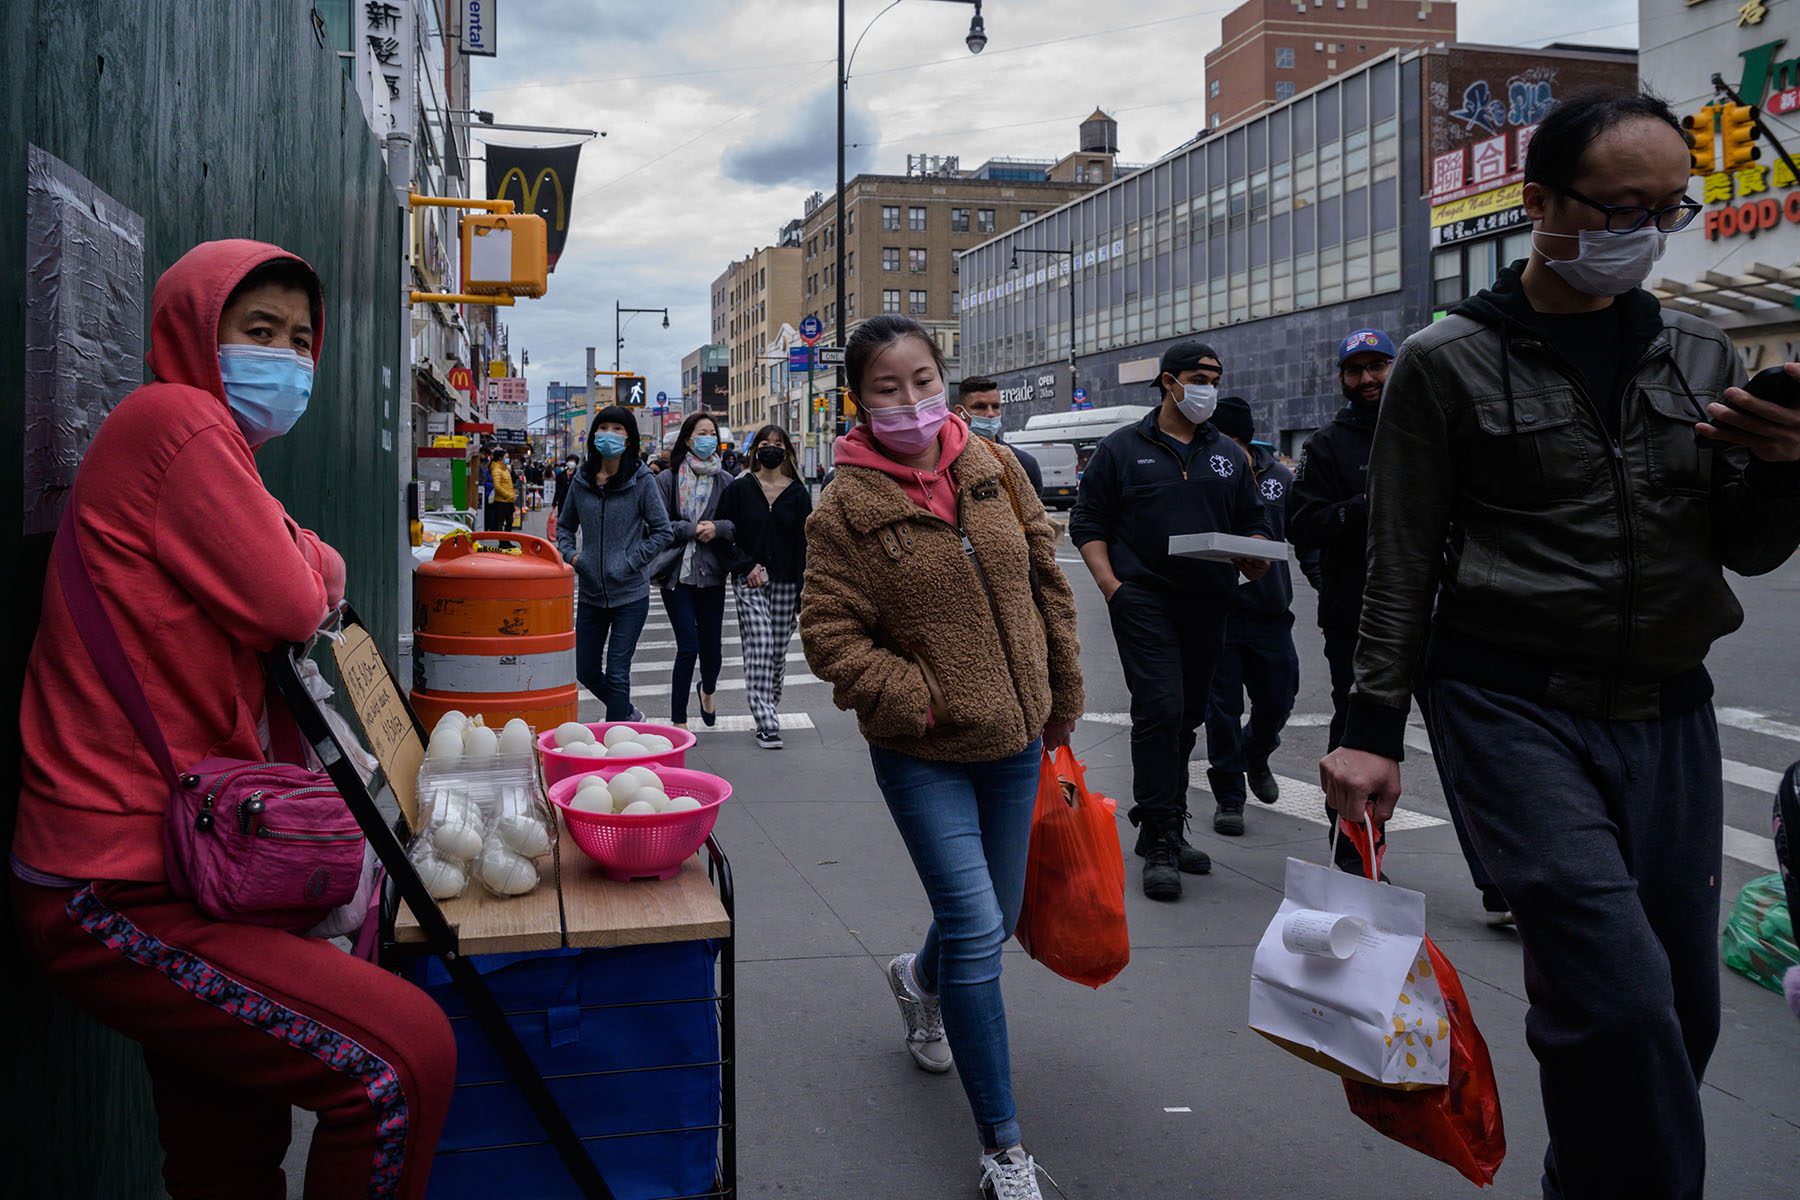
[1212,395,1254,441]
[1149,340,1222,386]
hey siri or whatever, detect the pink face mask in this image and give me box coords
[867,390,949,456]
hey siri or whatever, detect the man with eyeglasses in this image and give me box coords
[1321,92,1800,1199]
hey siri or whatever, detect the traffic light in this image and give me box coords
[615,374,647,407]
[1685,106,1717,177]
[1720,103,1761,171]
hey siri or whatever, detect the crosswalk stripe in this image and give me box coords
[638,635,745,651]
[687,713,817,734]
[627,651,808,676]
[1184,762,1447,830]
[581,673,827,703]
[1715,706,1800,744]
[1721,758,1785,795]
[1722,826,1779,871]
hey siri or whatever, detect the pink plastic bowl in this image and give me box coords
[537,721,697,787]
[548,764,731,882]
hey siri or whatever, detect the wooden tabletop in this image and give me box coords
[556,812,732,949]
[392,812,730,954]
[393,853,562,954]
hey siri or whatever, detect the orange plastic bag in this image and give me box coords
[1015,747,1129,988]
[1338,818,1507,1186]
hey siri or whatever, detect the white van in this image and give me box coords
[1027,443,1081,509]
[1007,405,1154,475]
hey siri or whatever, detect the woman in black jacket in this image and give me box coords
[717,424,812,748]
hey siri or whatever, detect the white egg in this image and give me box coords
[415,854,467,899]
[636,733,674,753]
[665,796,704,813]
[432,818,483,862]
[426,729,464,768]
[635,786,669,809]
[619,800,659,816]
[497,722,534,757]
[607,775,642,806]
[602,724,638,748]
[577,774,610,793]
[608,741,650,759]
[463,725,499,760]
[477,844,539,895]
[433,710,470,737]
[624,766,661,788]
[496,816,550,858]
[555,721,596,748]
[569,790,612,813]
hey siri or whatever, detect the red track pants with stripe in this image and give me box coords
[12,877,455,1199]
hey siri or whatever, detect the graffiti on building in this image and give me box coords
[1451,80,1508,134]
[1508,76,1556,126]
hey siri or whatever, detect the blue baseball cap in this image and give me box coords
[1337,328,1397,367]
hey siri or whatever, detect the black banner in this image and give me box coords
[486,141,582,271]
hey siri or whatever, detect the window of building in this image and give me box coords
[1431,247,1463,309]
[909,290,928,315]
[909,206,927,231]
[824,264,834,286]
[1209,79,1220,98]
[882,288,901,314]
[846,251,855,273]
[909,247,927,273]
[847,209,855,235]
[1276,81,1295,101]
[977,208,996,233]
[951,289,959,310]
[882,205,901,231]
[882,247,900,272]
[1019,210,1037,224]
[1276,47,1295,69]
[848,293,856,317]
[952,207,971,232]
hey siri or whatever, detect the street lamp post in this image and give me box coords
[836,0,986,428]
[614,301,670,372]
[1012,244,1078,407]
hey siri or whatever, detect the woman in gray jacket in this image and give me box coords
[556,407,673,721]
[655,413,736,727]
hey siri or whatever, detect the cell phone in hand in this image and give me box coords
[1697,364,1800,449]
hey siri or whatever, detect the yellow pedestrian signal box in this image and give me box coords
[461,213,548,298]
[1720,103,1761,172]
[1685,106,1717,177]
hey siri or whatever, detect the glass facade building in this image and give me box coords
[959,52,1429,445]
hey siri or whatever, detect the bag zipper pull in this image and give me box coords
[236,792,266,835]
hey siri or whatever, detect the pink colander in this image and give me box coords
[537,721,696,787]
[547,764,730,882]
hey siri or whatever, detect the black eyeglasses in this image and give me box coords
[1562,187,1703,234]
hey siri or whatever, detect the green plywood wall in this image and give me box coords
[0,3,405,1193]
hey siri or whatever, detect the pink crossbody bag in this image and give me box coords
[55,510,365,930]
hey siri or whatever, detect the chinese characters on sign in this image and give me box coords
[354,0,415,140]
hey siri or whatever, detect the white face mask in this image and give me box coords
[1533,226,1667,297]
[1175,382,1219,424]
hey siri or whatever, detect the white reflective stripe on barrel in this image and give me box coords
[415,648,577,694]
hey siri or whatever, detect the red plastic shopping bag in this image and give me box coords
[1338,818,1507,1186]
[1014,747,1130,988]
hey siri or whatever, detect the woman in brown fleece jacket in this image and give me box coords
[800,315,1083,1199]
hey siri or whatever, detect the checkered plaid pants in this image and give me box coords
[733,579,801,735]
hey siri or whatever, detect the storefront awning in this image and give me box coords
[1651,263,1800,319]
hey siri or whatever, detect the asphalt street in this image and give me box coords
[285,509,1800,1199]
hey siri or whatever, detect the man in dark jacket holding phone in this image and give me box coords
[1321,92,1800,1200]
[1071,341,1272,901]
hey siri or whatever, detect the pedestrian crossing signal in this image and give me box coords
[1720,103,1761,172]
[1685,106,1717,177]
[615,375,647,407]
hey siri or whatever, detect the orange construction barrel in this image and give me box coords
[412,532,577,730]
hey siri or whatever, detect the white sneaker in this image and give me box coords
[979,1146,1047,1200]
[885,952,953,1073]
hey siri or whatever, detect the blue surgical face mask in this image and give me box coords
[967,414,1004,441]
[218,344,313,443]
[592,432,627,459]
[692,435,720,459]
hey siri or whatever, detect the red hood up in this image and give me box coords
[145,239,325,404]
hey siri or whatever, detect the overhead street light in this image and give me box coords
[836,0,987,421]
[615,301,671,372]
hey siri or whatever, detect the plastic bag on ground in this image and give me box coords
[1722,872,1796,995]
[1338,818,1507,1187]
[1015,746,1129,988]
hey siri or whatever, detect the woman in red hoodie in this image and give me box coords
[11,241,453,1199]
[800,316,1084,1199]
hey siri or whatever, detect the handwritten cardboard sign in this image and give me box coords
[332,622,424,829]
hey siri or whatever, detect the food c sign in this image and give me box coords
[1703,190,1800,240]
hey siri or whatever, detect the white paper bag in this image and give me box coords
[1248,856,1450,1089]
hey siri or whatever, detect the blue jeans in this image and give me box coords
[575,597,650,721]
[869,738,1042,1152]
[661,584,725,723]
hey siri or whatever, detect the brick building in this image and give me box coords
[1205,0,1456,132]
[709,244,802,434]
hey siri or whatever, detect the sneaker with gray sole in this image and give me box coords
[886,952,953,1073]
[980,1146,1052,1200]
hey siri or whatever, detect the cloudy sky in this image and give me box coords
[469,0,1639,425]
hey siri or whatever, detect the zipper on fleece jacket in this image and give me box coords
[1134,426,1191,481]
[905,500,1028,736]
